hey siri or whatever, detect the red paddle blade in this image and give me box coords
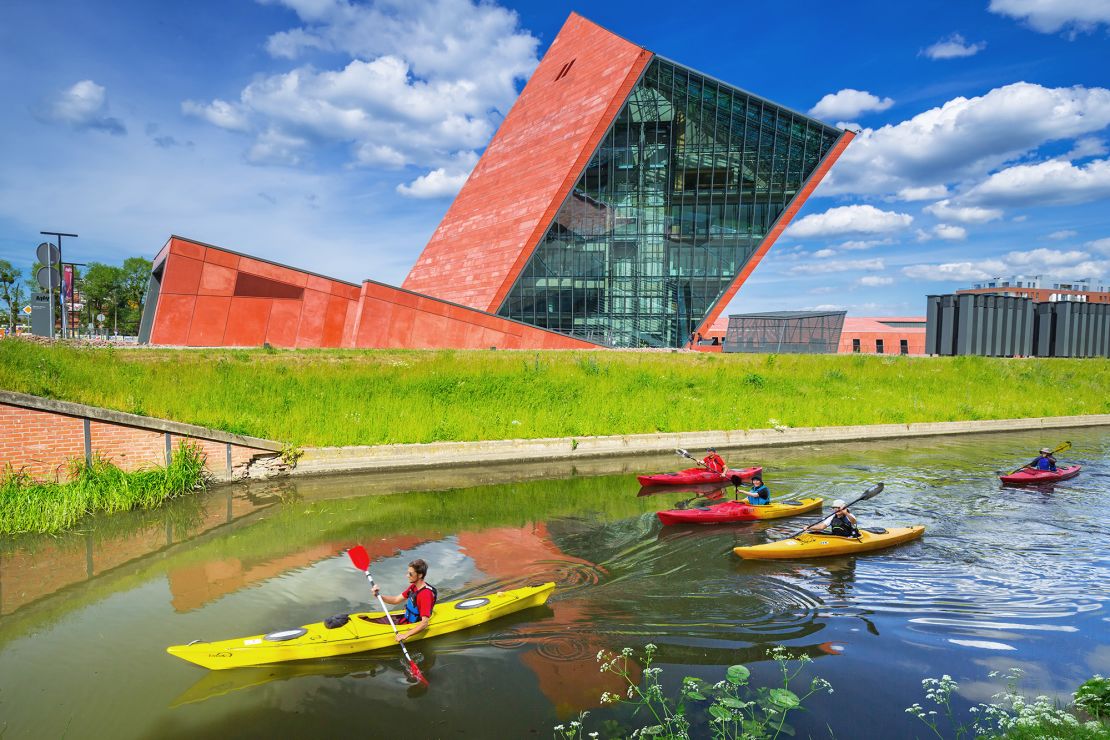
[347,545,370,571]
[407,659,428,685]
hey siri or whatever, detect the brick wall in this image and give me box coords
[0,393,281,483]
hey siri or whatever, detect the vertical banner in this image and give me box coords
[63,264,73,300]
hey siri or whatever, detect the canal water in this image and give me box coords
[1,428,1108,738]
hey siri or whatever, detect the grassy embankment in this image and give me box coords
[0,443,207,535]
[2,339,1109,447]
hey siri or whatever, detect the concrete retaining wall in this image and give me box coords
[295,414,1110,476]
[0,390,285,482]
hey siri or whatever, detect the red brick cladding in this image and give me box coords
[0,401,268,482]
[352,280,595,349]
[402,13,653,312]
[838,317,927,355]
[695,131,857,336]
[149,236,360,348]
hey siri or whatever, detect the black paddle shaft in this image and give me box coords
[786,483,884,540]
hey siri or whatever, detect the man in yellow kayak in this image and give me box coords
[370,559,438,642]
[807,499,859,537]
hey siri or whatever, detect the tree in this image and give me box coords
[0,260,26,330]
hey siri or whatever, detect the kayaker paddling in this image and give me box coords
[371,559,438,643]
[703,448,726,474]
[745,475,771,506]
[1029,447,1058,472]
[806,499,859,538]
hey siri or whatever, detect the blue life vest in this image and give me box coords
[1035,456,1056,471]
[748,484,770,505]
[404,584,437,623]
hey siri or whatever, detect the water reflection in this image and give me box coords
[0,428,1107,738]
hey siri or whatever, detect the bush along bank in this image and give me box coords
[0,442,208,535]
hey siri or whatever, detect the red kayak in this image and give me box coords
[657,497,822,525]
[999,465,1081,485]
[637,466,762,487]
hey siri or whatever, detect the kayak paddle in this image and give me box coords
[675,448,710,470]
[998,440,1071,476]
[346,545,428,686]
[783,482,883,540]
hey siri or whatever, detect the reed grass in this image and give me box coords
[0,442,207,535]
[2,339,1109,447]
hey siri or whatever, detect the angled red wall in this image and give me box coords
[352,281,595,350]
[402,13,652,312]
[148,237,360,348]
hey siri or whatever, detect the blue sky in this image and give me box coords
[1,0,1108,317]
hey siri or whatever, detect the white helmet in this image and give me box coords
[832,499,847,509]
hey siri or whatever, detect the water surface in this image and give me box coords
[1,428,1108,737]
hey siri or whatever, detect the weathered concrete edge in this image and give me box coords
[0,389,284,452]
[294,414,1110,476]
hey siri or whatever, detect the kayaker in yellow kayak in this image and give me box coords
[806,499,859,537]
[746,476,771,505]
[370,559,438,642]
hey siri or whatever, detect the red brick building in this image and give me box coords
[139,14,852,350]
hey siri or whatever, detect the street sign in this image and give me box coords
[22,305,32,315]
[36,241,60,265]
[37,266,61,290]
[96,313,106,322]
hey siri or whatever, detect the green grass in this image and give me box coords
[0,442,207,535]
[2,339,1110,446]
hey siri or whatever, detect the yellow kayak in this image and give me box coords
[733,526,925,560]
[167,582,555,670]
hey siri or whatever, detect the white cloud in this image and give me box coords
[247,128,309,166]
[36,80,125,135]
[396,167,470,198]
[960,158,1110,207]
[924,199,1004,224]
[921,33,987,60]
[182,99,251,132]
[807,304,847,311]
[902,248,1109,282]
[809,89,894,119]
[1006,247,1089,267]
[1088,237,1110,255]
[790,258,885,275]
[786,204,913,238]
[897,185,949,201]
[185,0,539,182]
[1067,137,1108,159]
[935,224,968,240]
[1047,229,1078,240]
[857,275,894,286]
[903,260,1009,281]
[822,82,1110,197]
[839,239,893,251]
[988,0,1110,35]
[813,248,837,258]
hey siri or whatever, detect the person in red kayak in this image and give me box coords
[371,558,437,642]
[1029,447,1057,472]
[703,448,726,474]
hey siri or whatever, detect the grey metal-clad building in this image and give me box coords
[723,310,846,353]
[927,294,1110,357]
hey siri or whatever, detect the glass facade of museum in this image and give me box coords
[498,58,843,347]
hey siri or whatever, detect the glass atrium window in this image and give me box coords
[498,58,843,347]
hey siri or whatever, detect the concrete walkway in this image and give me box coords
[293,413,1110,477]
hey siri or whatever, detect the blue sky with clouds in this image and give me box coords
[1,0,1108,317]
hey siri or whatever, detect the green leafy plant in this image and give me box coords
[906,669,1110,739]
[556,644,833,739]
[280,442,304,467]
[1075,675,1110,722]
